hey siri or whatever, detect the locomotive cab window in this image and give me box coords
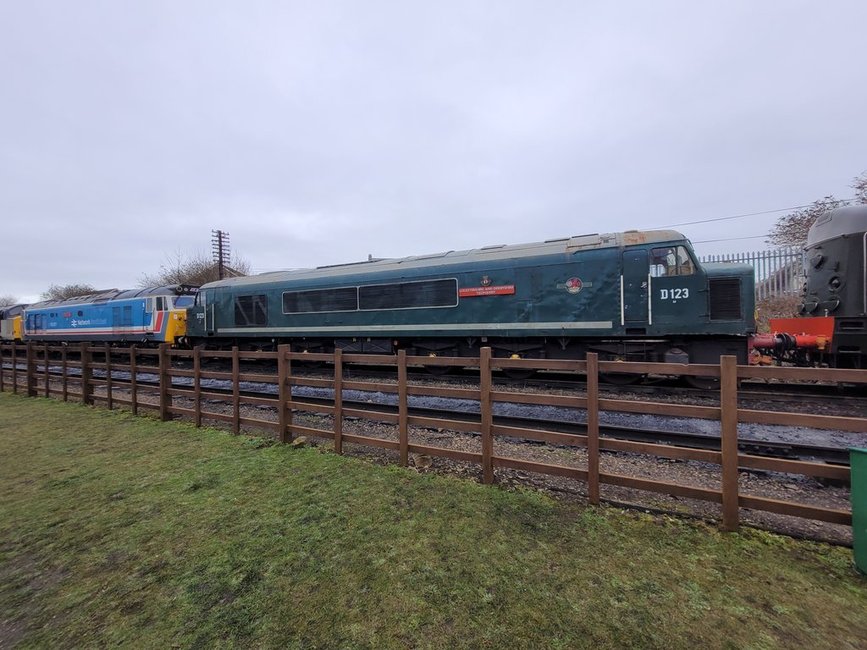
[234,295,268,327]
[650,246,695,278]
[359,278,458,310]
[283,287,358,314]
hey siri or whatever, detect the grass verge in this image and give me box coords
[1,392,865,649]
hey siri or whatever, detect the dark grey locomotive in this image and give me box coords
[800,205,867,368]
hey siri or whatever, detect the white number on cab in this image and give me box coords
[659,288,689,300]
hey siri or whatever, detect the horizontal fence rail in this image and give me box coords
[1,341,862,533]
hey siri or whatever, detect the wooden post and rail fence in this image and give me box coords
[1,341,863,533]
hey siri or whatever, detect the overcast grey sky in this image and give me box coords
[1,1,865,301]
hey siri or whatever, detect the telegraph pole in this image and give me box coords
[211,230,231,280]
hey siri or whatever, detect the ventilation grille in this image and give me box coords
[709,278,742,320]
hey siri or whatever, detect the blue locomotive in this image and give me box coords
[185,229,756,365]
[21,285,197,345]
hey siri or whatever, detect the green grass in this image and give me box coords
[1,392,865,649]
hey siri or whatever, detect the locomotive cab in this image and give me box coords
[0,304,26,342]
[626,237,755,364]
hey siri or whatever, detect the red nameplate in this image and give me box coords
[458,285,516,298]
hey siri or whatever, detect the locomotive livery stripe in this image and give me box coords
[28,328,151,335]
[28,312,167,337]
[215,321,614,335]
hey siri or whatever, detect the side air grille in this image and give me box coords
[709,278,742,320]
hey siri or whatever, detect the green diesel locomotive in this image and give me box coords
[185,229,755,367]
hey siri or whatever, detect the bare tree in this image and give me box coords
[138,250,251,288]
[767,171,867,247]
[766,195,847,247]
[854,170,867,204]
[0,294,19,307]
[41,283,98,301]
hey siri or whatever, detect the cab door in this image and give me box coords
[648,244,705,332]
[622,249,648,324]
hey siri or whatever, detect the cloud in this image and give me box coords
[1,1,865,300]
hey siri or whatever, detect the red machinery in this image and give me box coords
[749,317,834,365]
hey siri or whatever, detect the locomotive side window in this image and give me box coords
[282,287,358,314]
[359,279,458,310]
[650,246,695,277]
[234,295,268,327]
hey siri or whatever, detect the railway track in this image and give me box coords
[24,364,852,466]
[264,391,852,466]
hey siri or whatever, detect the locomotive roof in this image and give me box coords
[807,205,867,247]
[0,304,27,318]
[26,284,198,310]
[206,229,687,288]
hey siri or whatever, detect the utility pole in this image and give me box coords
[211,230,231,280]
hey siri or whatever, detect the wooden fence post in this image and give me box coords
[80,342,93,405]
[61,346,68,402]
[12,343,19,394]
[1,344,6,393]
[586,352,600,505]
[193,346,201,427]
[104,343,113,409]
[277,345,290,443]
[231,346,240,434]
[43,343,50,398]
[480,346,494,484]
[720,355,740,532]
[398,349,409,466]
[26,341,36,397]
[334,348,343,454]
[129,346,138,415]
[158,343,171,421]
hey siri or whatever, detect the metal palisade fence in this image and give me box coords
[700,247,804,301]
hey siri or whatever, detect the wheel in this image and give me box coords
[683,375,720,390]
[495,350,540,380]
[422,349,459,376]
[598,355,644,385]
[424,364,455,376]
[600,371,643,386]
